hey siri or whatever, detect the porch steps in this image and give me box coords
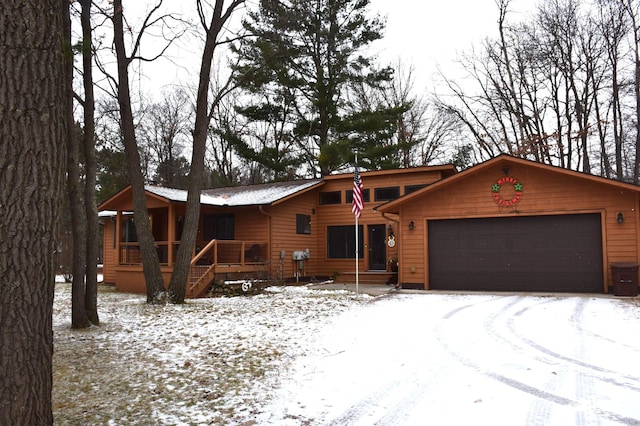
[338,271,397,286]
[188,265,216,298]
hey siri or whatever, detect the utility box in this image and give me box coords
[610,262,639,297]
[292,249,310,261]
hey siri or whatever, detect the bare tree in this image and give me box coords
[620,0,640,182]
[111,0,171,303]
[81,0,100,325]
[206,89,250,186]
[64,0,90,329]
[597,0,628,179]
[167,0,246,304]
[437,0,627,177]
[0,0,66,422]
[381,61,458,166]
[139,88,192,187]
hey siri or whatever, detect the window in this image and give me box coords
[405,184,428,195]
[327,225,364,258]
[296,214,311,234]
[121,218,137,242]
[374,186,400,201]
[319,191,341,205]
[203,214,234,240]
[345,188,370,203]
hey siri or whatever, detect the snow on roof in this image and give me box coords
[145,179,322,207]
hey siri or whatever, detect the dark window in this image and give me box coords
[296,214,312,234]
[374,186,400,201]
[405,184,427,195]
[327,225,364,258]
[203,214,234,240]
[121,218,137,242]
[345,188,370,203]
[319,191,341,205]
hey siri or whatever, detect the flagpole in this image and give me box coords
[355,210,359,295]
[354,150,359,295]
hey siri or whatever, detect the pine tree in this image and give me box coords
[234,0,403,176]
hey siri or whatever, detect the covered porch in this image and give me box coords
[100,186,270,297]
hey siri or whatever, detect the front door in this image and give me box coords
[368,224,386,270]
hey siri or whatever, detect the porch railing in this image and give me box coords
[117,240,267,268]
[119,242,169,265]
[118,239,267,296]
[188,240,268,296]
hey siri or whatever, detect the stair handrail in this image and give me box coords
[190,239,217,266]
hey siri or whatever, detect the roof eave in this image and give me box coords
[377,154,640,213]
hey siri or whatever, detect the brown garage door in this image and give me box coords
[428,213,603,293]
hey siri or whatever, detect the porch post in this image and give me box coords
[167,203,175,267]
[115,211,121,266]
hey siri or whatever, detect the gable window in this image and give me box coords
[203,214,234,240]
[345,188,370,204]
[374,186,400,201]
[296,214,312,234]
[327,225,363,258]
[319,191,341,205]
[405,184,427,195]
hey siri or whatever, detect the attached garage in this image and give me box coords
[427,213,603,293]
[377,154,640,294]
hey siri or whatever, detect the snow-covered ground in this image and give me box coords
[52,283,640,425]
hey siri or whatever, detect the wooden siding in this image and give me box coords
[115,267,172,294]
[102,218,117,284]
[397,162,640,291]
[311,170,445,278]
[267,190,318,279]
[99,166,454,292]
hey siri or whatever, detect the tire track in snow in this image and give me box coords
[479,296,561,425]
[437,296,640,425]
[326,296,492,426]
[508,297,640,424]
[508,298,640,386]
[325,347,449,425]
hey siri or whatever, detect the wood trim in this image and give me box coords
[600,211,608,293]
[115,211,121,266]
[637,192,640,266]
[168,203,175,266]
[378,155,640,213]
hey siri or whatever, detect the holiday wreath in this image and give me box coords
[491,176,523,206]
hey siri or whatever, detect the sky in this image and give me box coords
[126,0,539,98]
[368,0,537,92]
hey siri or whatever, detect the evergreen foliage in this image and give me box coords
[232,0,410,176]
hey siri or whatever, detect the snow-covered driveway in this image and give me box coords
[259,293,640,425]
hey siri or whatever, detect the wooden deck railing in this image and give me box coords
[188,240,268,297]
[119,242,169,265]
[118,239,267,296]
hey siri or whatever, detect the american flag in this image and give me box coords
[352,167,364,218]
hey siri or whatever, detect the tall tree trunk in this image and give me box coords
[113,0,165,303]
[0,0,66,423]
[168,0,244,303]
[623,0,640,182]
[81,0,99,324]
[64,0,90,329]
[635,33,640,183]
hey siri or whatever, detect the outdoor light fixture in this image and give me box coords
[617,212,624,224]
[409,220,415,231]
[387,223,394,236]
